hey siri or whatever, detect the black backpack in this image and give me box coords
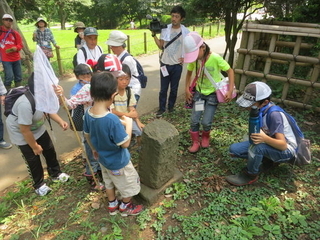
[120,53,147,88]
[72,46,102,68]
[4,86,36,117]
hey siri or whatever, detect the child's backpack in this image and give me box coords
[69,105,84,131]
[4,86,36,117]
[72,46,102,68]
[120,53,147,88]
[266,105,311,167]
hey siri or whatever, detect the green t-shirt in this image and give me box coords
[187,53,230,96]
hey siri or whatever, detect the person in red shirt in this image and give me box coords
[0,14,23,90]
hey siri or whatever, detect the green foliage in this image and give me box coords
[0,99,319,239]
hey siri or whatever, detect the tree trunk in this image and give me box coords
[0,0,33,74]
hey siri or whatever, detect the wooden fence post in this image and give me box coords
[127,35,131,53]
[144,32,147,54]
[55,48,63,75]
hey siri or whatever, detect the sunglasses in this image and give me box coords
[3,19,13,22]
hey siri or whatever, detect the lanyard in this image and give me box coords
[1,29,12,43]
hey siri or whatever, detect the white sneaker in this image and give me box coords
[0,141,12,149]
[52,173,70,183]
[35,184,52,196]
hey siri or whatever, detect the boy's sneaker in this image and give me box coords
[119,202,143,217]
[108,200,120,216]
[0,141,12,149]
[52,173,70,183]
[35,184,52,196]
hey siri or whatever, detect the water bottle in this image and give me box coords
[249,106,260,144]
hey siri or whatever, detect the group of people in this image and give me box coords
[0,6,300,217]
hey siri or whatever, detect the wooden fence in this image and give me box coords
[234,20,320,112]
[51,22,223,75]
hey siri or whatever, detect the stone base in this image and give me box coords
[136,168,183,206]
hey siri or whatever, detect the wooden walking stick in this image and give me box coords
[58,93,107,205]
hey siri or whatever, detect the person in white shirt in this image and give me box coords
[106,30,141,103]
[76,27,103,67]
[151,6,190,117]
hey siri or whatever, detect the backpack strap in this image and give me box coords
[24,89,36,115]
[80,47,87,61]
[163,31,182,49]
[98,45,103,54]
[120,52,131,63]
[125,86,131,107]
[266,105,304,140]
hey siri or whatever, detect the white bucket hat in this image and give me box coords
[106,30,128,46]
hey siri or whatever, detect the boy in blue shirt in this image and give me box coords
[83,72,143,216]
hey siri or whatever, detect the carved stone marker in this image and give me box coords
[138,119,182,205]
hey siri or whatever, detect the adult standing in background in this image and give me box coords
[33,18,59,59]
[74,22,86,49]
[76,27,103,67]
[0,14,23,91]
[106,30,141,103]
[152,5,190,117]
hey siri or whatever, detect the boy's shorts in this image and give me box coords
[100,161,141,198]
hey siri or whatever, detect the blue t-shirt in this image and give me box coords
[83,109,130,170]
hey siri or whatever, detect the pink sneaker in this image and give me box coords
[119,202,143,217]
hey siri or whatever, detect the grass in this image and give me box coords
[0,101,319,239]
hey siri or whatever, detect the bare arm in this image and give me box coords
[152,34,164,50]
[224,68,235,102]
[251,132,288,151]
[185,70,193,102]
[20,125,43,155]
[48,113,68,130]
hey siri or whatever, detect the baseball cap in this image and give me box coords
[106,30,128,46]
[2,14,13,20]
[74,63,92,76]
[84,27,98,36]
[96,54,125,77]
[236,81,272,108]
[183,32,204,63]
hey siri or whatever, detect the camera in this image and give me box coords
[146,14,167,34]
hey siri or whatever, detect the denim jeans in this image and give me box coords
[0,104,4,141]
[2,60,22,87]
[190,91,218,132]
[159,64,182,111]
[84,139,101,175]
[229,141,294,174]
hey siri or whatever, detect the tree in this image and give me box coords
[187,0,265,67]
[1,0,33,73]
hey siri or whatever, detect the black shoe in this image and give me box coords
[225,170,258,186]
[260,157,280,173]
[168,108,174,113]
[156,110,165,118]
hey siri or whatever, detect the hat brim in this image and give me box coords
[109,70,126,78]
[106,39,123,46]
[184,48,200,63]
[236,95,255,108]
